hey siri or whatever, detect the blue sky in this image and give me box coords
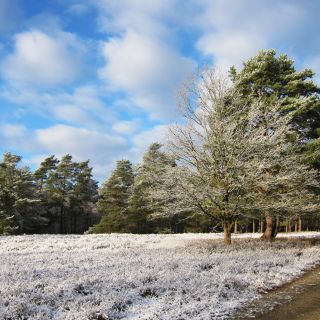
[1,0,320,181]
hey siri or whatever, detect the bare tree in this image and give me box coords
[153,69,319,244]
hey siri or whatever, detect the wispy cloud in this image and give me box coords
[99,30,196,120]
[2,29,87,87]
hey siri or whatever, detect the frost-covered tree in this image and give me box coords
[230,49,320,235]
[158,69,319,244]
[89,160,134,233]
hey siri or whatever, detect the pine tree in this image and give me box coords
[0,153,44,234]
[72,161,98,233]
[44,154,76,233]
[89,160,134,233]
[230,49,320,155]
[129,143,176,233]
[34,155,98,234]
[230,49,320,237]
[34,155,59,233]
[34,156,59,192]
[0,153,21,234]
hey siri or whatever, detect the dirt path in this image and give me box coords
[233,265,320,319]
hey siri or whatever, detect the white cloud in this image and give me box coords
[132,124,169,152]
[0,124,39,152]
[50,86,117,129]
[99,31,196,119]
[34,123,170,178]
[93,0,174,38]
[195,0,307,70]
[1,124,27,138]
[197,32,265,70]
[87,1,197,121]
[36,124,129,180]
[2,29,86,86]
[25,154,51,169]
[3,0,319,183]
[1,85,117,130]
[36,124,126,158]
[112,120,140,135]
[0,122,132,181]
[0,121,170,180]
[53,105,91,125]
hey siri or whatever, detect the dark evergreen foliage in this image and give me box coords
[88,159,134,233]
[0,153,98,235]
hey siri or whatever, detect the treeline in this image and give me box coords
[88,141,320,237]
[0,154,99,234]
[88,143,214,235]
[0,146,213,235]
[1,50,320,240]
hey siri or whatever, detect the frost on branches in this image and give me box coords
[150,69,319,244]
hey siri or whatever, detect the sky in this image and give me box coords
[1,0,320,182]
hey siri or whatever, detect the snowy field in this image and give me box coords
[1,232,320,320]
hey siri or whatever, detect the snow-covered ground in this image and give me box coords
[0,232,320,320]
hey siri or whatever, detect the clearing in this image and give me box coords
[0,232,320,319]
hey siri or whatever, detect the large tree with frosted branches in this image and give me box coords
[152,69,319,244]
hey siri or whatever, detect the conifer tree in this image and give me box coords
[34,155,59,232]
[89,160,134,233]
[45,154,76,233]
[230,49,320,237]
[0,153,21,234]
[129,143,176,233]
[34,155,98,234]
[230,49,320,156]
[0,153,44,234]
[72,160,98,233]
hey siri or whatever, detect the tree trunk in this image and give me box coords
[288,219,292,232]
[259,219,264,233]
[295,220,298,232]
[276,215,280,231]
[263,215,273,241]
[261,215,277,242]
[234,220,238,234]
[252,219,256,233]
[60,205,64,234]
[223,221,232,245]
[298,217,302,232]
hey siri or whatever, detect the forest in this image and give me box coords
[1,50,320,244]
